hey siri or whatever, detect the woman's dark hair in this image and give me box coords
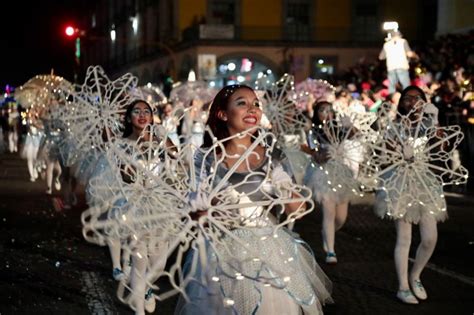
[160,103,173,121]
[398,85,427,116]
[122,99,153,138]
[311,101,333,127]
[202,84,255,148]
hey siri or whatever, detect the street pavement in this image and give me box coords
[1,152,473,315]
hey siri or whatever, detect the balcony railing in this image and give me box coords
[182,24,385,46]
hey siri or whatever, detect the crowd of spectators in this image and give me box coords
[331,31,474,127]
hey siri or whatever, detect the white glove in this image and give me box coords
[261,165,293,196]
[423,103,439,125]
[271,165,293,186]
[403,144,414,160]
[189,188,210,212]
[271,165,293,199]
[340,115,352,128]
[225,187,241,204]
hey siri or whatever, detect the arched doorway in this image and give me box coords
[213,53,278,88]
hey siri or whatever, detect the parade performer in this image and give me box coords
[21,122,44,182]
[39,114,63,195]
[303,101,365,264]
[176,84,332,315]
[161,103,180,147]
[119,100,167,314]
[7,105,19,153]
[366,86,469,304]
[255,74,313,186]
[84,99,169,315]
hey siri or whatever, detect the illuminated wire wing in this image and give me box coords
[255,74,310,148]
[294,78,336,110]
[55,66,138,166]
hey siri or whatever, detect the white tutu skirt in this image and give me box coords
[187,122,204,149]
[21,133,43,159]
[304,159,362,204]
[72,149,103,185]
[85,153,117,206]
[175,228,333,315]
[82,154,131,241]
[168,132,180,148]
[374,168,448,224]
[57,139,83,167]
[282,149,311,186]
[38,136,61,162]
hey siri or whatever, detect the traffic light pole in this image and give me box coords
[74,37,81,83]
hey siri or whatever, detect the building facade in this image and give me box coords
[81,0,437,87]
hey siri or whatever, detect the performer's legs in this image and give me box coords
[143,240,167,313]
[322,197,338,263]
[46,160,54,194]
[13,131,18,152]
[8,132,15,153]
[130,243,148,315]
[394,219,419,303]
[335,201,349,231]
[409,214,437,300]
[395,219,412,291]
[147,240,168,281]
[26,146,37,181]
[32,142,40,179]
[107,238,124,279]
[54,161,62,191]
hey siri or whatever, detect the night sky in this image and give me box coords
[0,1,87,90]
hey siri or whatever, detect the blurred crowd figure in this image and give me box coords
[0,106,20,154]
[7,107,20,153]
[379,30,419,94]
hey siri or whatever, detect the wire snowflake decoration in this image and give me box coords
[150,127,314,309]
[81,123,315,310]
[255,74,310,148]
[306,113,369,201]
[82,124,183,242]
[15,74,73,124]
[361,102,469,222]
[294,78,336,110]
[55,66,138,165]
[131,84,168,109]
[169,80,218,107]
[334,101,377,141]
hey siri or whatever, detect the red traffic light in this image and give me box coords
[65,26,76,37]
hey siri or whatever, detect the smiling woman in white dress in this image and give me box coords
[176,85,333,315]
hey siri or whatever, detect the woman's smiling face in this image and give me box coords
[219,88,262,136]
[130,101,153,131]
